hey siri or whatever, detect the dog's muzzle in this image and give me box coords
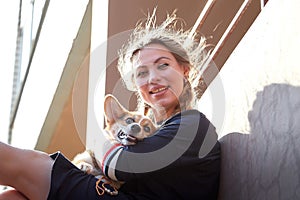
[117,130,138,144]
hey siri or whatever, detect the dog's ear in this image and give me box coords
[104,94,128,125]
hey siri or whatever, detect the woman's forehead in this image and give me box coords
[132,44,174,66]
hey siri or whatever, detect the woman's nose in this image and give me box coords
[148,69,160,84]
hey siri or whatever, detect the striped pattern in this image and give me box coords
[101,143,124,181]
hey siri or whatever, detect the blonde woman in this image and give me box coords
[0,9,220,200]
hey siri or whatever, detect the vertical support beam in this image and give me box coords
[9,0,23,144]
[189,0,216,38]
[201,0,254,91]
[210,0,252,62]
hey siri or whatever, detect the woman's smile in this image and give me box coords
[149,86,169,95]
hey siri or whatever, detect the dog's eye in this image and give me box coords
[144,126,151,132]
[126,118,135,124]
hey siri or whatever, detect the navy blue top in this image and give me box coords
[103,110,221,200]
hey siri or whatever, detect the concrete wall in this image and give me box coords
[199,0,300,199]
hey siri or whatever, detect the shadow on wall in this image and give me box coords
[218,83,300,200]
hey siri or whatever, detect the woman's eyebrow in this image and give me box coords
[136,56,171,69]
[153,56,171,64]
[135,65,147,71]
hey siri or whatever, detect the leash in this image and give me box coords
[86,150,101,171]
[95,176,119,196]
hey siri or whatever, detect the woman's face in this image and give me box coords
[132,43,188,115]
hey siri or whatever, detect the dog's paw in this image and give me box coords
[76,162,94,174]
[76,161,103,176]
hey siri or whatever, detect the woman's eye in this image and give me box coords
[137,71,148,77]
[144,126,151,132]
[158,63,169,69]
[126,118,135,124]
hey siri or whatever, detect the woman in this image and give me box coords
[0,9,220,200]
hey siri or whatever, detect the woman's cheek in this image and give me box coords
[137,85,149,98]
[134,77,147,89]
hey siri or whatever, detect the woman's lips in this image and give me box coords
[149,86,168,94]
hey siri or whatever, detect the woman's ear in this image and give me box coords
[183,65,190,78]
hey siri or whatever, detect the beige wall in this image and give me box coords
[198,0,300,199]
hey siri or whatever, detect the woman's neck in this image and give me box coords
[152,103,194,125]
[152,106,180,125]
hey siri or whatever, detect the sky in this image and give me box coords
[0,1,19,143]
[0,1,90,148]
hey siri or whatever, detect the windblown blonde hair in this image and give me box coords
[117,8,211,117]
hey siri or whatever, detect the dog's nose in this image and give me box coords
[131,124,141,134]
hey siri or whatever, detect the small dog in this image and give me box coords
[72,94,157,177]
[103,94,156,146]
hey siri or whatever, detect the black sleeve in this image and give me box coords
[102,110,218,182]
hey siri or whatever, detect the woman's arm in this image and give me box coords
[101,110,218,182]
